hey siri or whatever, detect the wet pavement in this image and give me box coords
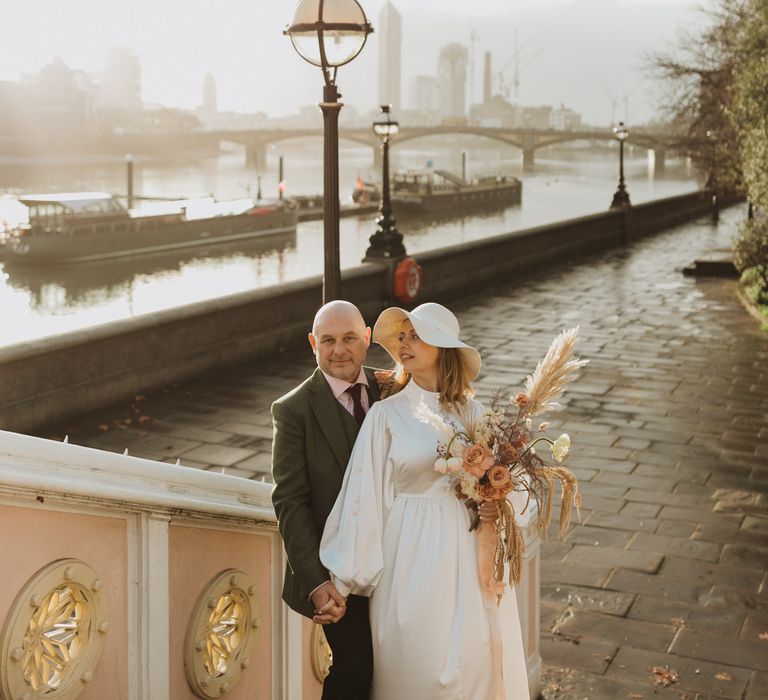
[42,203,768,699]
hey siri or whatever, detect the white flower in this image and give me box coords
[434,457,449,474]
[448,439,467,458]
[460,474,481,501]
[538,421,550,432]
[446,457,463,474]
[550,433,571,463]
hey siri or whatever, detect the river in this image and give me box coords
[0,140,700,347]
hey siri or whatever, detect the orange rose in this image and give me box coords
[513,392,529,407]
[487,465,512,489]
[462,445,495,478]
[478,482,503,501]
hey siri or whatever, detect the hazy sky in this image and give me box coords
[2,0,706,125]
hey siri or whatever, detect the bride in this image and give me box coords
[320,302,530,699]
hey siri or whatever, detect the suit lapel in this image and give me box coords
[308,369,354,472]
[364,366,381,405]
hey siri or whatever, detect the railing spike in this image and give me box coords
[63,435,69,444]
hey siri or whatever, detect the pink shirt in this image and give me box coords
[321,367,371,417]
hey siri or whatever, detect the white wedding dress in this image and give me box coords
[320,380,530,700]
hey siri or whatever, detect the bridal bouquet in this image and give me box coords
[421,327,587,594]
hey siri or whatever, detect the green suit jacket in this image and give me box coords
[271,366,381,618]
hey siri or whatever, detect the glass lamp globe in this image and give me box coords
[285,0,373,68]
[373,105,399,141]
[613,122,629,141]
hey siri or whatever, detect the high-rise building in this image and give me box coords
[437,43,468,119]
[378,1,402,112]
[201,72,217,117]
[412,75,438,113]
[100,48,141,113]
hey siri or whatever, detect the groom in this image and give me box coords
[271,300,379,699]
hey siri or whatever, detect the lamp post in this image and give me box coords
[705,129,719,222]
[610,121,631,209]
[284,0,373,302]
[364,105,407,262]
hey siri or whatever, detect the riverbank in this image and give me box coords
[0,189,722,434]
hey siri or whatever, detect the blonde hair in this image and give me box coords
[389,347,474,408]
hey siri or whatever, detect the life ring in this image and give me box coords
[392,256,422,303]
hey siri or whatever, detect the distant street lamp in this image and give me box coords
[284,0,373,302]
[364,105,407,262]
[610,121,631,209]
[705,129,719,222]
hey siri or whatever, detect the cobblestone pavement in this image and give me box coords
[44,204,768,699]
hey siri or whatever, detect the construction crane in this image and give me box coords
[495,32,540,102]
[468,20,480,105]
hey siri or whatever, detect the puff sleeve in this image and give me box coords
[319,402,394,598]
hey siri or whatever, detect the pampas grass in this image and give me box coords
[524,327,589,417]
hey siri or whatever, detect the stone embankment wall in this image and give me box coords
[0,190,719,433]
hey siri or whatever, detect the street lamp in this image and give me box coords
[610,121,631,209]
[705,129,719,222]
[284,0,373,302]
[364,105,407,261]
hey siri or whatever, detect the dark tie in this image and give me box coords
[345,383,366,426]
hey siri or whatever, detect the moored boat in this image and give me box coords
[390,169,522,213]
[1,192,298,264]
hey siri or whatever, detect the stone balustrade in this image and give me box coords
[0,429,541,699]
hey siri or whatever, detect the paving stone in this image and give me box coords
[659,558,766,591]
[553,609,677,651]
[565,525,634,549]
[692,523,768,546]
[541,636,617,675]
[621,501,662,519]
[563,546,663,574]
[577,495,625,514]
[606,569,711,605]
[541,561,614,588]
[654,520,698,538]
[746,671,768,700]
[740,612,768,641]
[586,513,659,533]
[168,426,235,443]
[540,541,574,561]
[179,444,257,467]
[605,646,750,699]
[233,452,273,473]
[721,543,768,569]
[541,667,688,700]
[704,585,768,613]
[657,505,743,526]
[670,629,768,672]
[215,421,274,439]
[627,533,721,562]
[137,436,203,456]
[541,583,635,616]
[627,595,745,635]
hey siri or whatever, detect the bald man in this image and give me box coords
[271,301,378,699]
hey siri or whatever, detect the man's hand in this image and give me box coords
[479,501,499,523]
[311,582,347,625]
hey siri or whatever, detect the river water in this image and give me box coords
[0,141,700,347]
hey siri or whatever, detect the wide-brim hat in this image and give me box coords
[373,302,481,380]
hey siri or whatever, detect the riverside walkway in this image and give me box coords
[43,204,767,699]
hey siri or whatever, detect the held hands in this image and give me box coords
[311,581,347,625]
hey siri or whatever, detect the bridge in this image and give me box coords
[106,125,689,175]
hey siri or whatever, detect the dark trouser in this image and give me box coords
[321,594,373,700]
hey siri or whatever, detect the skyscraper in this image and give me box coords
[201,72,217,118]
[378,1,402,112]
[438,43,468,119]
[100,48,141,113]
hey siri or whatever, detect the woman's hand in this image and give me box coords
[478,501,499,523]
[311,581,347,624]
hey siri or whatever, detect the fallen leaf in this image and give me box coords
[98,424,109,432]
[134,395,146,402]
[671,617,687,627]
[759,632,768,641]
[714,671,735,681]
[138,415,152,425]
[650,666,679,687]
[629,694,644,699]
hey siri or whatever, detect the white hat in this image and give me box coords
[373,302,481,380]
